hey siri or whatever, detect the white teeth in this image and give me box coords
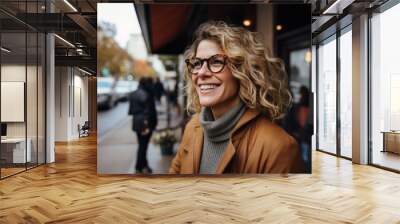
[199,84,217,90]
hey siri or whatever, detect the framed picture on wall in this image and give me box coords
[1,81,25,122]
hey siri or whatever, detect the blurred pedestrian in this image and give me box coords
[284,86,311,173]
[298,86,312,173]
[128,77,158,174]
[167,89,180,115]
[153,77,165,104]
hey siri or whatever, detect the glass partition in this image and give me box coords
[0,1,46,179]
[26,0,42,169]
[27,31,38,169]
[1,31,28,178]
[317,35,337,154]
[370,3,400,171]
[339,27,352,158]
[38,32,45,165]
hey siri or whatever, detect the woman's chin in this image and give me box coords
[199,101,216,108]
[199,98,218,108]
[197,91,223,108]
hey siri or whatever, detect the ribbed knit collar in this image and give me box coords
[200,100,246,143]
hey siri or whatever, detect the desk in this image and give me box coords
[382,131,400,154]
[1,138,31,163]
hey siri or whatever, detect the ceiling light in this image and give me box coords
[1,47,11,53]
[243,19,252,27]
[304,50,312,63]
[63,0,78,12]
[54,34,75,48]
[78,67,93,76]
[276,24,283,31]
[322,0,354,15]
[76,49,85,55]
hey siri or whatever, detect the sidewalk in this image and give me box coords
[98,98,183,174]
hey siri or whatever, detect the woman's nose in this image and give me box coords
[197,62,212,77]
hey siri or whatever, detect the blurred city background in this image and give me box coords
[97,3,311,174]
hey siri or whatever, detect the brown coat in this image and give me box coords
[169,108,305,174]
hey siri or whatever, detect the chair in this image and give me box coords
[78,121,90,138]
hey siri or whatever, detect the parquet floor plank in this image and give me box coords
[0,135,400,223]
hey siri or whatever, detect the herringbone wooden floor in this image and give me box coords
[1,135,400,223]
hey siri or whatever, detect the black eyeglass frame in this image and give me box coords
[185,54,228,75]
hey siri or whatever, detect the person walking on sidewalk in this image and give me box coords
[153,77,165,104]
[128,77,158,174]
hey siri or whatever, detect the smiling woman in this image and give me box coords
[169,21,305,174]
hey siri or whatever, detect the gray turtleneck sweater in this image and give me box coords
[199,101,246,174]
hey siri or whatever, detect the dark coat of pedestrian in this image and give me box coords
[153,77,165,102]
[128,77,158,174]
[283,86,312,173]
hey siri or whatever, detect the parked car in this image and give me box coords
[115,80,138,102]
[97,77,118,110]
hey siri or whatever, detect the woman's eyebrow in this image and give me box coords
[194,54,220,59]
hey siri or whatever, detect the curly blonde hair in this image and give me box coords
[184,21,292,120]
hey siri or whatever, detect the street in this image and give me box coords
[98,101,130,141]
[97,97,183,174]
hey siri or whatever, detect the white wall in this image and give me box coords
[55,66,69,141]
[1,65,26,134]
[1,65,33,138]
[72,73,89,138]
[54,67,89,141]
[1,65,26,142]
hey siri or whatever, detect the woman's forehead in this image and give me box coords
[195,40,224,58]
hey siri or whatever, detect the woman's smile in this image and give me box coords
[197,83,221,94]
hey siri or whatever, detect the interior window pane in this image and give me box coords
[371,3,400,171]
[27,31,38,169]
[38,32,45,165]
[1,31,28,178]
[340,29,352,158]
[317,36,337,154]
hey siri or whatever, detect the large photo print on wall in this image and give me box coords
[97,3,312,175]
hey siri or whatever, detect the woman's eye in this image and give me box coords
[211,60,224,65]
[192,60,202,68]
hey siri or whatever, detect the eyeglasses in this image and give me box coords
[185,54,228,75]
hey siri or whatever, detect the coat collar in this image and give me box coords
[191,108,261,174]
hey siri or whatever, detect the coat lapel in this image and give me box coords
[192,125,203,174]
[215,141,236,174]
[216,109,261,174]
